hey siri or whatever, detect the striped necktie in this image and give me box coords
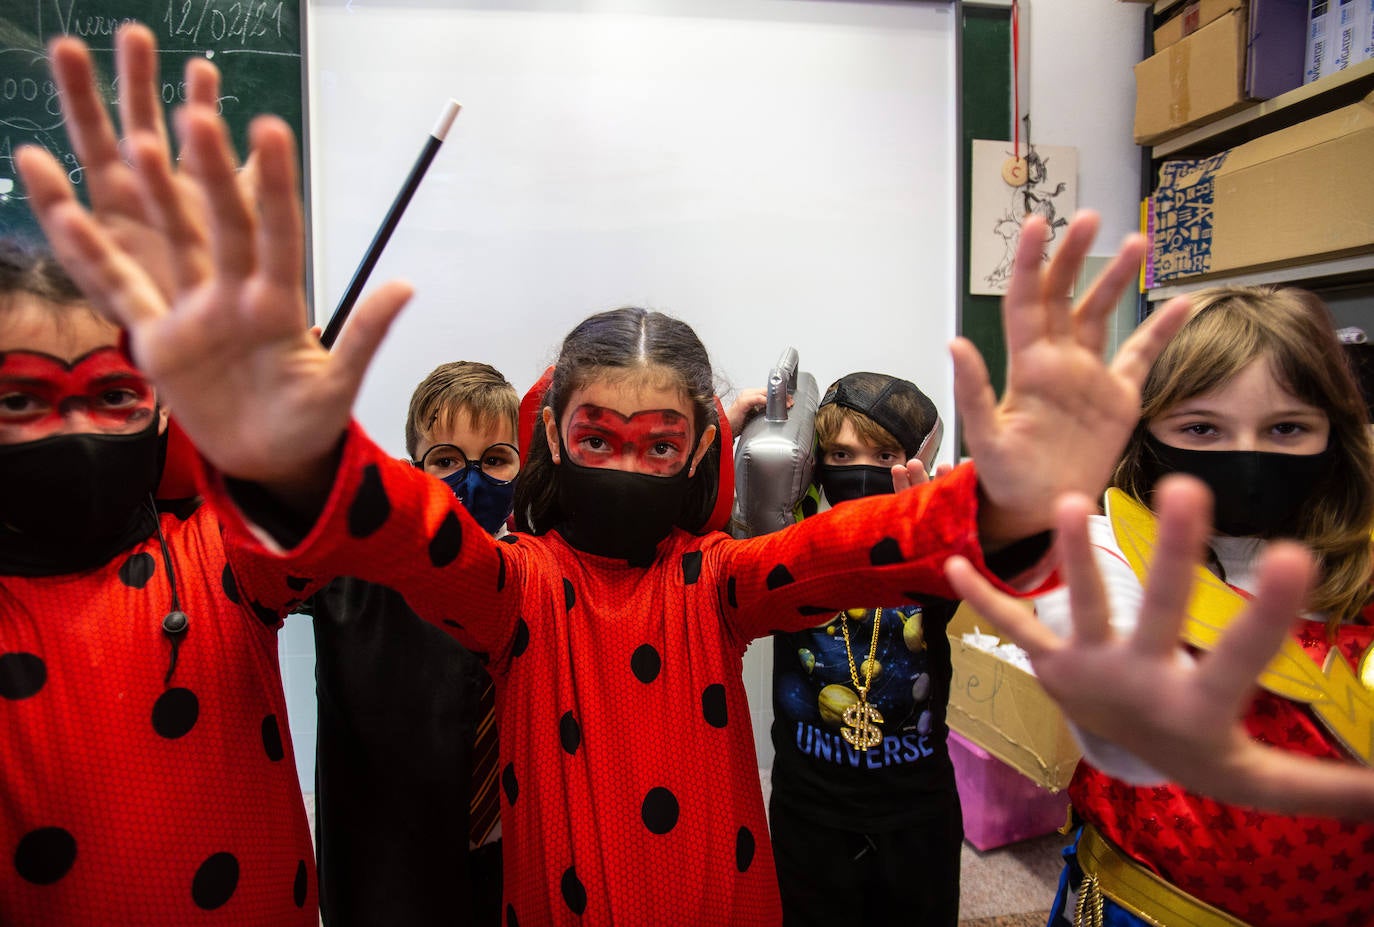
[468,674,500,847]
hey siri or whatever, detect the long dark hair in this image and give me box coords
[514,307,722,535]
[1113,286,1374,627]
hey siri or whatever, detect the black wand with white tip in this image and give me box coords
[320,99,461,349]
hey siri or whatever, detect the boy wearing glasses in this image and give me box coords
[311,361,519,927]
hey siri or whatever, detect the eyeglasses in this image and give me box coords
[415,442,520,483]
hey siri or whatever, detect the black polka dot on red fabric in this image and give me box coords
[0,652,47,700]
[641,787,680,834]
[507,903,519,927]
[261,714,284,761]
[151,687,199,739]
[701,684,728,728]
[869,537,902,566]
[736,826,756,872]
[511,618,530,657]
[563,579,576,611]
[766,564,795,590]
[496,548,507,591]
[800,495,819,517]
[499,534,519,544]
[630,644,661,683]
[118,552,156,588]
[443,619,463,630]
[727,576,738,608]
[191,852,239,910]
[347,464,391,539]
[250,599,279,628]
[502,762,518,805]
[13,827,76,885]
[681,551,702,585]
[559,711,582,754]
[285,575,311,592]
[560,866,587,915]
[293,859,307,907]
[428,511,464,567]
[221,564,241,604]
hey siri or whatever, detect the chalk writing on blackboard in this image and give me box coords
[0,0,304,242]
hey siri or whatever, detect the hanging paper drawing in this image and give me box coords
[969,141,1078,296]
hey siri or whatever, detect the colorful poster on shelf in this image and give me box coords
[968,140,1078,297]
[1150,152,1230,283]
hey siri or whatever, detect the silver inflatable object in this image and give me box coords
[731,347,819,538]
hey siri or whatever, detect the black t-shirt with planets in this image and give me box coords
[770,599,960,833]
[0,502,318,924]
[205,422,1002,926]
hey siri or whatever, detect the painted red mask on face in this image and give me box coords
[563,405,693,476]
[0,347,157,443]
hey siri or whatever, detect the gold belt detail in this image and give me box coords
[1075,823,1251,927]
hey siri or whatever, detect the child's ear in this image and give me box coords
[542,407,561,464]
[688,424,717,477]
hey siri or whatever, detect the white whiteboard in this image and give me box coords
[305,0,958,461]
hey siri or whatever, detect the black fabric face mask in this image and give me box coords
[555,455,693,565]
[816,464,895,506]
[0,416,164,575]
[1138,432,1332,538]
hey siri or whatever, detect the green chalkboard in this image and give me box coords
[0,0,304,244]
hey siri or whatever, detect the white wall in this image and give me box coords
[1022,0,1145,247]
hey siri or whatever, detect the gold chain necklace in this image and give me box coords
[839,607,884,751]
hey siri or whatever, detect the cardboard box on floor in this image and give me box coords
[1135,10,1249,144]
[1152,91,1374,282]
[946,603,1081,793]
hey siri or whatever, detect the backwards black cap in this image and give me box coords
[819,372,943,465]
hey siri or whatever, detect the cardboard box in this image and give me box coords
[946,603,1081,792]
[1151,92,1374,282]
[1135,10,1249,144]
[1154,0,1244,51]
[949,731,1071,851]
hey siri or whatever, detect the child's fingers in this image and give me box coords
[1039,211,1099,327]
[1071,233,1145,357]
[128,132,211,292]
[1108,295,1190,391]
[950,337,996,453]
[1054,493,1113,645]
[1132,476,1212,655]
[1001,215,1052,351]
[330,280,415,393]
[49,38,124,197]
[177,107,257,281]
[115,24,170,152]
[1196,541,1314,711]
[945,555,1060,656]
[248,117,304,292]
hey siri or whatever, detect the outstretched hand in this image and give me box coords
[946,476,1374,819]
[16,25,412,496]
[956,212,1191,548]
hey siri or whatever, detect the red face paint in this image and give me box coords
[564,405,693,475]
[0,347,156,443]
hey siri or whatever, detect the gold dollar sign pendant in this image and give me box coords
[842,699,884,750]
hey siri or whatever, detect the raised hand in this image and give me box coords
[945,476,1374,819]
[955,212,1191,547]
[16,25,412,497]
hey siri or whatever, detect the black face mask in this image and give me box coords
[0,416,164,575]
[817,464,895,506]
[1138,432,1333,538]
[555,456,693,565]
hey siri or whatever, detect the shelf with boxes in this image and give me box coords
[1136,1,1374,301]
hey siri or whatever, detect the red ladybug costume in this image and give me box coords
[204,423,1016,925]
[0,501,318,924]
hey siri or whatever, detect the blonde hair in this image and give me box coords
[1112,286,1374,628]
[404,362,519,459]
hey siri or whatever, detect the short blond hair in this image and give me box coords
[404,361,519,459]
